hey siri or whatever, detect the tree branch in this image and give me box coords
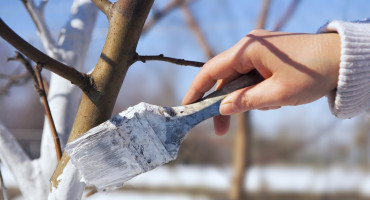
[38,0,48,13]
[181,3,215,58]
[0,72,31,96]
[0,19,94,95]
[91,0,112,18]
[34,64,62,162]
[135,54,204,67]
[21,0,56,53]
[256,0,271,29]
[142,0,184,34]
[6,53,62,162]
[7,52,38,84]
[273,0,301,31]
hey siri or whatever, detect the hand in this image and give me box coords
[182,30,340,135]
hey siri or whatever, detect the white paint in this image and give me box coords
[43,0,97,199]
[0,122,48,200]
[49,162,85,200]
[0,0,98,199]
[71,19,84,30]
[66,103,175,191]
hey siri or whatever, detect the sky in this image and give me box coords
[0,0,370,147]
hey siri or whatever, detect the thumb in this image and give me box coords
[220,77,283,115]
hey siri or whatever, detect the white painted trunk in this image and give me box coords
[49,162,86,200]
[0,122,48,200]
[42,0,98,199]
[0,0,98,199]
[39,0,98,186]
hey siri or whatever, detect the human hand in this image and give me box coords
[182,30,340,135]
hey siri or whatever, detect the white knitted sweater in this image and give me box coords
[319,20,370,118]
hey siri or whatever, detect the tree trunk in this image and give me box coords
[229,112,252,200]
[49,0,154,199]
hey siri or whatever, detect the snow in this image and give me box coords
[83,191,210,200]
[3,164,370,199]
[130,165,370,197]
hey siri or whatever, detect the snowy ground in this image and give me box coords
[84,191,210,200]
[2,164,370,199]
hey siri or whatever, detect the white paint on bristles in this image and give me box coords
[66,103,177,191]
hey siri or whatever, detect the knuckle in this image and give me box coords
[248,29,267,36]
[238,93,255,111]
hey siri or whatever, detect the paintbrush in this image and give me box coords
[65,69,263,191]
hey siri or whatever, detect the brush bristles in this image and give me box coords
[65,103,174,191]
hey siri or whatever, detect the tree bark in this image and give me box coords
[50,0,154,198]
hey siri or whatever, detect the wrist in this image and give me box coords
[315,33,340,91]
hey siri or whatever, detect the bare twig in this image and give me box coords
[34,64,62,161]
[0,72,31,96]
[0,19,93,95]
[38,0,48,13]
[135,54,204,67]
[256,0,271,29]
[181,3,215,58]
[7,52,37,84]
[91,0,112,18]
[21,0,56,50]
[6,51,49,94]
[273,0,301,31]
[142,0,184,33]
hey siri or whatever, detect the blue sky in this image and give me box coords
[0,0,369,143]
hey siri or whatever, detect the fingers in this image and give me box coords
[182,58,238,105]
[220,76,285,115]
[213,115,230,136]
[182,38,255,105]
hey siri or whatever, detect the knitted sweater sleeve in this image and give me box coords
[318,20,370,118]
